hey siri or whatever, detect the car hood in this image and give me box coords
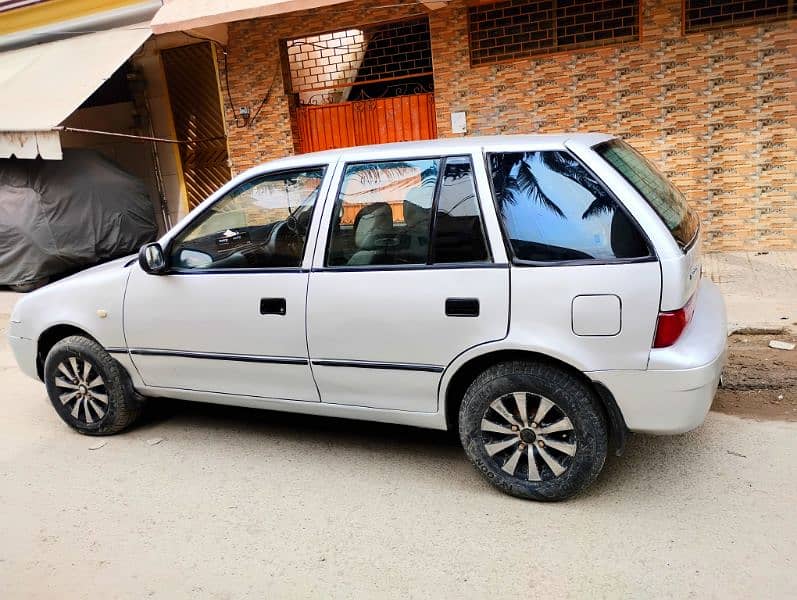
[57,255,136,284]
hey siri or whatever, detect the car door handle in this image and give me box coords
[445,298,479,317]
[260,298,286,315]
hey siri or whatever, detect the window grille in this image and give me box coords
[468,0,640,66]
[684,0,794,33]
[285,17,433,105]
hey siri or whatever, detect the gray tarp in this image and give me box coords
[0,149,157,287]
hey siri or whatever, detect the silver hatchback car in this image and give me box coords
[8,134,726,500]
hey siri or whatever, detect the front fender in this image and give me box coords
[11,257,133,351]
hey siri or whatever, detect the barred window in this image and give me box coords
[684,0,794,33]
[284,17,433,104]
[468,0,640,66]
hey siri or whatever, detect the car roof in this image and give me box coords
[238,132,615,178]
[307,132,613,157]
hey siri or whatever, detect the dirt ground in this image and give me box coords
[2,291,797,598]
[712,332,797,421]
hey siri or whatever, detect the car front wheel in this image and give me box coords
[459,361,608,501]
[44,336,143,435]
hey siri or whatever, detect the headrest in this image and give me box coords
[354,202,394,250]
[403,186,433,231]
[610,208,648,258]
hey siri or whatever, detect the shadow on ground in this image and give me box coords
[132,395,727,503]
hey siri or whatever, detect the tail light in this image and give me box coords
[653,293,697,348]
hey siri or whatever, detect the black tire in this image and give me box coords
[459,361,607,501]
[44,335,143,435]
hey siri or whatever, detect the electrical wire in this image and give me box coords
[177,30,218,43]
[53,126,224,144]
[220,46,247,128]
[248,67,280,128]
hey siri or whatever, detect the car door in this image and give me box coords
[124,164,331,401]
[306,150,510,413]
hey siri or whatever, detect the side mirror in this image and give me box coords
[138,242,167,275]
[176,248,213,269]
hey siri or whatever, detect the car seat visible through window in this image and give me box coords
[347,202,395,265]
[399,187,432,263]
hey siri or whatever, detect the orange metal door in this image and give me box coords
[296,93,436,154]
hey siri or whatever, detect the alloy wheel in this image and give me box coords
[480,391,577,481]
[53,356,109,425]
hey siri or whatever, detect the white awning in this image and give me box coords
[0,131,62,160]
[0,25,151,159]
[150,0,350,34]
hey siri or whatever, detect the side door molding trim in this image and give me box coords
[119,348,309,366]
[311,359,444,373]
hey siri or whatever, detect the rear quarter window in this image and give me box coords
[488,150,651,263]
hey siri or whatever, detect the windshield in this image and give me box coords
[594,139,699,249]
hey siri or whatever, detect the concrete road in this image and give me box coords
[1,291,796,599]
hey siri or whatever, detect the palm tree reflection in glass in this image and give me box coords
[490,151,616,221]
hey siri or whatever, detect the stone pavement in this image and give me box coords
[703,251,796,333]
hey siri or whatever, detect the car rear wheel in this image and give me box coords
[44,336,143,435]
[459,361,607,501]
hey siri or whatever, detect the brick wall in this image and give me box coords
[220,0,797,250]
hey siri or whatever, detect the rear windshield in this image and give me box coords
[594,139,699,249]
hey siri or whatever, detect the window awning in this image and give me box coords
[0,25,151,159]
[150,0,351,34]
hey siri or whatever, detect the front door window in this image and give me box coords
[169,167,326,270]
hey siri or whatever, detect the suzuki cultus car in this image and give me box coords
[8,135,726,500]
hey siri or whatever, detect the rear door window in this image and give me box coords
[326,159,439,267]
[326,156,491,267]
[431,157,490,264]
[594,139,699,249]
[488,151,651,263]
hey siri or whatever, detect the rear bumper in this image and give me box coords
[589,279,727,434]
[590,349,725,434]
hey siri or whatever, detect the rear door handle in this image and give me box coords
[260,298,286,315]
[445,297,479,317]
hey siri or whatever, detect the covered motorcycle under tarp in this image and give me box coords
[0,149,157,290]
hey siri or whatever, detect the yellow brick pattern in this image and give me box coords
[286,30,366,92]
[220,0,797,250]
